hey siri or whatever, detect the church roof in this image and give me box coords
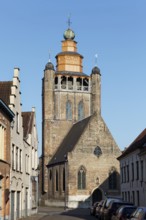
[47,116,92,167]
[117,128,146,160]
[0,81,12,105]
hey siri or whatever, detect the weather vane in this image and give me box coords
[67,13,72,28]
[48,50,51,62]
[95,54,98,66]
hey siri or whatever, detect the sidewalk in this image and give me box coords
[19,206,67,220]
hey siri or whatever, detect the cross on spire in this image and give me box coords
[67,14,72,28]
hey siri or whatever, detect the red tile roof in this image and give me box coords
[0,81,12,105]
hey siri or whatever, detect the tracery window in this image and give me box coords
[66,101,72,120]
[56,170,59,191]
[109,167,117,190]
[78,166,86,190]
[78,101,84,121]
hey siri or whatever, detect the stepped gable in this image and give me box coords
[118,128,146,159]
[48,116,92,167]
[0,81,12,105]
[22,112,34,139]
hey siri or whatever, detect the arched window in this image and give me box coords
[78,166,86,190]
[66,101,72,120]
[63,167,65,192]
[78,101,84,121]
[109,167,117,190]
[56,170,59,191]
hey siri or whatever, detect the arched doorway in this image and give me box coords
[92,188,102,204]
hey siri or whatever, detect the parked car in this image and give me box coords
[99,197,123,220]
[95,200,105,218]
[90,201,99,216]
[111,205,137,220]
[130,207,146,220]
[103,201,133,220]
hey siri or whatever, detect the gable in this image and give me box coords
[47,116,92,166]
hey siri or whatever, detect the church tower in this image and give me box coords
[41,23,120,206]
[42,25,94,193]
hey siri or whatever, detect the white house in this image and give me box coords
[118,128,146,206]
[0,68,39,220]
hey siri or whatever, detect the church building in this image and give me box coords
[41,24,121,208]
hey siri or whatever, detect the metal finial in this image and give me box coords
[48,50,51,62]
[67,13,72,28]
[95,54,98,66]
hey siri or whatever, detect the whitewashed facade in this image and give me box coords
[118,128,146,206]
[2,68,39,220]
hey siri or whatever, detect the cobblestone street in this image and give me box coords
[19,206,96,220]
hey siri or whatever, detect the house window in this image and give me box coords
[128,191,130,202]
[121,167,123,183]
[78,166,86,190]
[109,167,117,189]
[0,124,5,160]
[16,112,20,133]
[16,147,19,171]
[66,101,72,120]
[137,191,139,206]
[140,160,143,181]
[20,149,22,172]
[136,161,139,180]
[56,170,58,191]
[132,163,134,181]
[132,191,135,204]
[78,101,84,121]
[12,144,15,170]
[127,165,129,182]
[124,166,126,183]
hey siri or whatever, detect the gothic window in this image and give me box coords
[63,167,65,191]
[66,101,72,120]
[78,101,84,121]
[109,167,117,190]
[78,166,86,190]
[56,170,59,191]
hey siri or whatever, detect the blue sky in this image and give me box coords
[0,1,146,156]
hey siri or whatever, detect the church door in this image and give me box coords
[92,188,102,204]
